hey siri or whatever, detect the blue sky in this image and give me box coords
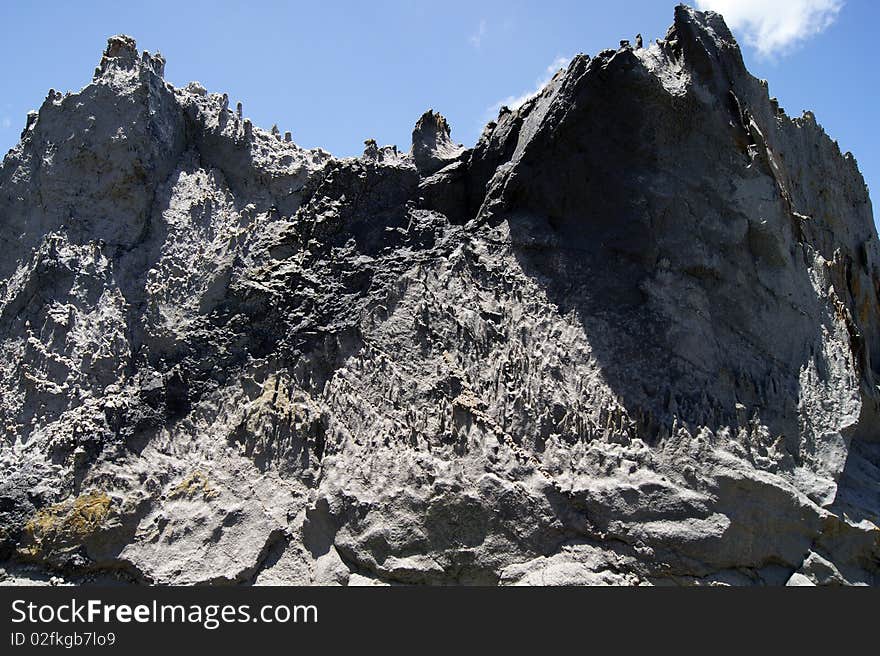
[0,1,876,225]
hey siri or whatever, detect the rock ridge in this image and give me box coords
[0,5,877,586]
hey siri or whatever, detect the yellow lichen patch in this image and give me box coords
[252,373,294,415]
[243,373,320,435]
[167,471,220,501]
[19,491,112,559]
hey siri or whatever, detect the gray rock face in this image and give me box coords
[0,5,878,586]
[410,109,465,175]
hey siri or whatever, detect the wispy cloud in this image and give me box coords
[1,117,11,130]
[486,56,571,117]
[469,19,487,48]
[696,0,843,56]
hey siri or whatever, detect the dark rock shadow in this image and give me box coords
[480,45,876,467]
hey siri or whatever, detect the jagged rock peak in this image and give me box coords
[95,34,165,79]
[410,109,465,176]
[104,34,138,59]
[662,4,746,87]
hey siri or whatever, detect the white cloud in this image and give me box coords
[487,56,571,117]
[469,19,487,48]
[696,0,843,56]
[1,117,11,130]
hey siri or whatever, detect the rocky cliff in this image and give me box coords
[1,5,878,586]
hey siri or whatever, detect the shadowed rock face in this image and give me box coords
[0,5,878,586]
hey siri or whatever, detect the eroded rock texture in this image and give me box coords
[1,6,878,586]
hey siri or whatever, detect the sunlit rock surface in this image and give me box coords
[0,6,878,586]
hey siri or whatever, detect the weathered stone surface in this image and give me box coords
[410,110,466,176]
[0,5,877,585]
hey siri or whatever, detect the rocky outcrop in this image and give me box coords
[410,109,465,175]
[0,5,878,586]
